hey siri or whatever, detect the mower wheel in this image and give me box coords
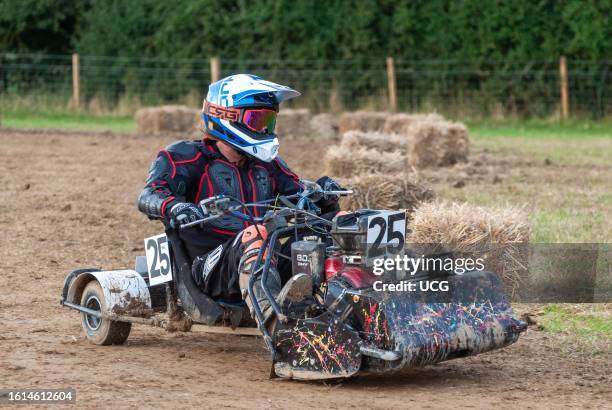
[80,281,131,345]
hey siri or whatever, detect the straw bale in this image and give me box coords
[341,130,410,152]
[408,202,531,292]
[338,111,388,135]
[340,173,435,212]
[310,113,339,137]
[275,109,312,137]
[324,145,406,178]
[135,105,199,134]
[382,113,445,134]
[406,120,470,168]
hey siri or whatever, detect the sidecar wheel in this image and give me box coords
[80,281,131,345]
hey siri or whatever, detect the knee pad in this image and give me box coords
[238,225,269,273]
[242,224,267,244]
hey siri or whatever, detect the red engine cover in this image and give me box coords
[338,266,378,289]
[324,255,343,281]
[325,256,377,289]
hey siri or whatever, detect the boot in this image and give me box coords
[240,270,313,324]
[238,266,282,321]
[262,273,313,336]
[237,225,312,325]
[275,273,313,311]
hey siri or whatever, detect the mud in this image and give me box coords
[110,294,152,318]
[0,129,610,409]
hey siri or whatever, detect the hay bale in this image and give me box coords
[134,108,154,133]
[324,145,406,178]
[408,202,530,293]
[382,113,445,134]
[135,105,199,134]
[406,120,470,168]
[310,113,338,137]
[338,111,388,135]
[341,130,410,152]
[275,108,311,137]
[340,173,435,212]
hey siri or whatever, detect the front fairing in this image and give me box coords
[326,270,527,372]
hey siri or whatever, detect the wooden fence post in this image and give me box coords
[0,55,3,126]
[559,55,569,119]
[210,57,221,83]
[386,57,397,112]
[71,53,80,110]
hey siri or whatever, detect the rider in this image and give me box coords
[137,74,340,320]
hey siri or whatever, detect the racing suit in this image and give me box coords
[137,138,306,301]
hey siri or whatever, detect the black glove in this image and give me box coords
[316,176,343,203]
[315,176,343,213]
[167,202,204,227]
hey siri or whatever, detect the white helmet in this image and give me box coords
[202,74,300,162]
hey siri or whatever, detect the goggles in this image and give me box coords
[204,102,277,134]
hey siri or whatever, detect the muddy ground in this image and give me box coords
[0,129,610,409]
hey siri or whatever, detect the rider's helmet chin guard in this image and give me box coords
[202,74,300,163]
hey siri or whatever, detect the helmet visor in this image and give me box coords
[242,109,277,134]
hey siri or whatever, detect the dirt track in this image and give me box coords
[0,129,610,409]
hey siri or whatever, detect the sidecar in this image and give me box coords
[60,228,258,345]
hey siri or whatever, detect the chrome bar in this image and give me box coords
[360,345,402,361]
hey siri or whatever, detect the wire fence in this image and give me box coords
[1,53,610,118]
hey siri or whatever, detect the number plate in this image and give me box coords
[366,211,406,259]
[144,233,173,286]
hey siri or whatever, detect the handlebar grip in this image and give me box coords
[178,214,222,230]
[323,189,353,196]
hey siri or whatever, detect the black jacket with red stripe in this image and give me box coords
[138,139,303,256]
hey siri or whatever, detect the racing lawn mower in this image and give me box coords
[60,181,526,380]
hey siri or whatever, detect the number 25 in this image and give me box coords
[146,236,170,278]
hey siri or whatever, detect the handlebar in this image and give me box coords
[178,180,352,231]
[179,208,264,229]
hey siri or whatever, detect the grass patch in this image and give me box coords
[0,111,135,133]
[530,209,608,243]
[2,110,612,139]
[467,119,612,139]
[540,304,611,338]
[430,133,612,243]
[475,136,612,167]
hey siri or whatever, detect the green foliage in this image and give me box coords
[71,0,612,62]
[2,0,610,62]
[76,0,163,57]
[0,0,89,53]
[1,0,611,115]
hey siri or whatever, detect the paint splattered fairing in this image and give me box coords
[273,312,362,379]
[352,270,525,372]
[273,270,526,379]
